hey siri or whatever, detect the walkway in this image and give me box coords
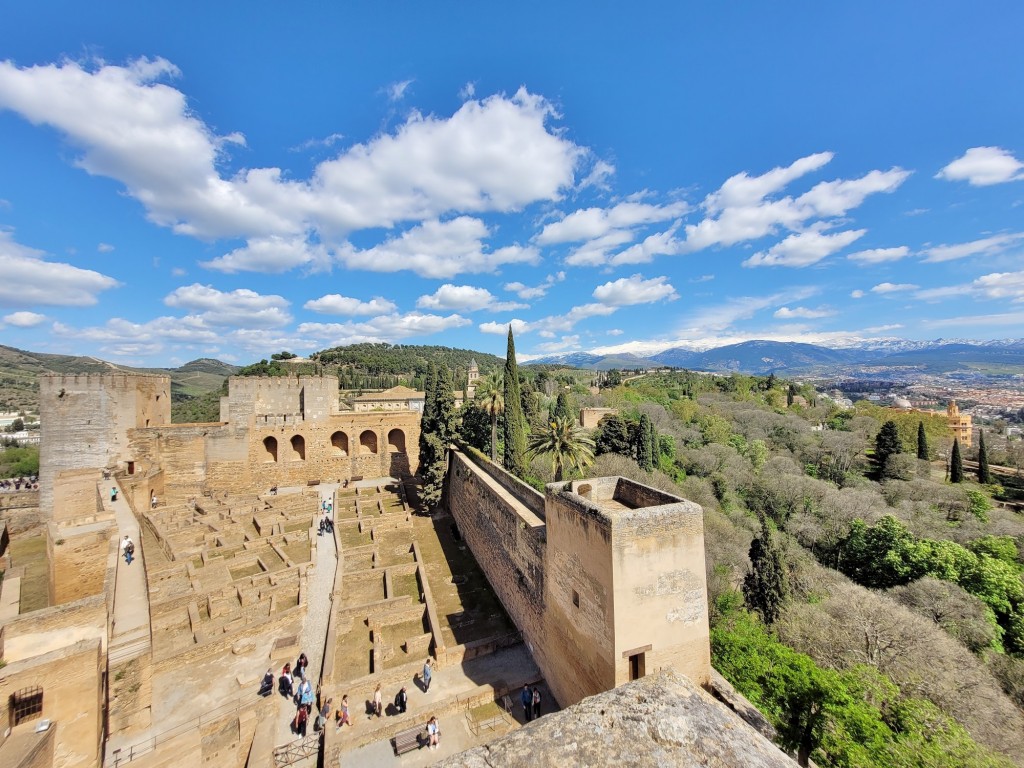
[273,485,340,751]
[104,479,151,663]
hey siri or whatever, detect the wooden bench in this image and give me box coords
[392,725,427,755]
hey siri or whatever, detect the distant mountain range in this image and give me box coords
[525,339,1024,375]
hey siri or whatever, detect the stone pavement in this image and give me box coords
[105,479,151,657]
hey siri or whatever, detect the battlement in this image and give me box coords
[40,372,172,392]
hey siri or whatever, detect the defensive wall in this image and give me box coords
[444,445,711,709]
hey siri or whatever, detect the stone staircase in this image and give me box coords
[109,626,151,665]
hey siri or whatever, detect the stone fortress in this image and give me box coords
[0,371,793,768]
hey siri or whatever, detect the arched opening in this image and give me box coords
[263,436,278,463]
[578,484,593,499]
[387,428,406,453]
[331,431,349,456]
[359,430,378,455]
[291,435,306,460]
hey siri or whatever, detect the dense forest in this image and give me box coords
[449,365,1024,767]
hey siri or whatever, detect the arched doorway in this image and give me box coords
[359,430,378,455]
[290,435,306,460]
[387,428,406,453]
[263,436,278,463]
[331,431,349,456]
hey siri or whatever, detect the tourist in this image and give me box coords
[258,668,274,697]
[317,698,331,731]
[335,695,351,727]
[121,535,134,565]
[292,704,308,736]
[422,658,432,692]
[427,715,440,749]
[296,652,309,680]
[151,493,157,509]
[521,684,533,722]
[111,486,118,502]
[532,686,542,719]
[299,678,314,709]
[395,686,408,714]
[373,683,383,717]
[279,663,293,698]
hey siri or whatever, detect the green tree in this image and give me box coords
[743,516,788,625]
[875,420,902,471]
[978,429,991,484]
[434,367,457,444]
[474,372,504,462]
[552,391,575,422]
[419,367,458,508]
[951,437,964,483]
[917,420,929,460]
[527,415,595,482]
[636,413,656,471]
[594,414,632,456]
[502,328,528,477]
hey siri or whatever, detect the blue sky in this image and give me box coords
[1,2,1023,365]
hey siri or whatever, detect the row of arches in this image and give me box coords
[262,429,407,463]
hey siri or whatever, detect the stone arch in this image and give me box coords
[578,483,593,499]
[263,436,278,463]
[387,428,406,453]
[290,435,306,460]
[331,431,349,456]
[359,430,378,455]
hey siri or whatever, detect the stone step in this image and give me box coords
[109,636,151,665]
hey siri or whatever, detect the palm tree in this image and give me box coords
[528,415,596,482]
[475,372,504,462]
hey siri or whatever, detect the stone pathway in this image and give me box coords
[273,485,339,750]
[105,479,151,658]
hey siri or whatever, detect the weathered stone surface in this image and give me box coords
[437,669,795,768]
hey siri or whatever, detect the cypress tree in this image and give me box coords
[502,328,528,477]
[875,420,902,471]
[552,391,574,422]
[435,367,457,444]
[636,413,655,472]
[951,438,964,484]
[917,421,929,461]
[978,429,991,484]
[648,419,660,468]
[742,516,788,625]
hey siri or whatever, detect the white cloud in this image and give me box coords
[679,287,818,333]
[871,282,918,294]
[850,290,865,299]
[416,284,525,312]
[534,335,581,354]
[578,159,615,190]
[304,294,398,316]
[478,301,616,337]
[298,312,470,346]
[97,242,114,253]
[458,82,476,100]
[503,272,565,300]
[743,228,865,268]
[923,310,1024,329]
[0,231,119,307]
[689,274,714,283]
[606,328,624,336]
[847,246,909,264]
[773,306,835,319]
[592,274,678,306]
[290,132,345,152]
[609,225,683,265]
[537,200,687,244]
[336,217,538,278]
[0,59,583,270]
[703,152,833,214]
[479,319,530,335]
[203,236,330,273]
[386,79,414,102]
[936,146,1024,186]
[920,233,1024,263]
[164,283,291,327]
[3,311,46,327]
[916,270,1024,303]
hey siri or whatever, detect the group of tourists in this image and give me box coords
[521,684,543,721]
[0,475,37,492]
[276,652,316,735]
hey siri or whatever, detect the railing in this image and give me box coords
[273,731,322,767]
[104,696,245,766]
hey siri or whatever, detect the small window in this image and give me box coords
[127,461,135,475]
[10,686,44,726]
[628,652,646,681]
[572,589,580,608]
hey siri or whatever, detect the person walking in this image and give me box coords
[279,663,293,699]
[373,683,383,718]
[532,686,542,720]
[111,486,118,503]
[121,535,134,565]
[521,684,533,722]
[317,698,332,731]
[395,686,408,714]
[422,658,433,692]
[299,678,314,709]
[335,695,351,727]
[293,704,308,736]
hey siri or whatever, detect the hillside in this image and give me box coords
[313,343,503,386]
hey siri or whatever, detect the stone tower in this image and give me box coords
[466,358,480,399]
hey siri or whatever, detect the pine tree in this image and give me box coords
[917,421,929,461]
[636,414,655,472]
[875,420,902,471]
[502,328,528,477]
[742,516,788,625]
[978,429,991,484]
[950,437,964,484]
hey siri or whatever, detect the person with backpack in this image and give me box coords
[395,686,408,714]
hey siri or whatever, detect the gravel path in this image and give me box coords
[274,486,339,749]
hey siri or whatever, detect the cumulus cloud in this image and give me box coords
[578,159,615,190]
[850,289,865,299]
[303,294,398,316]
[920,233,1024,263]
[0,59,583,272]
[298,311,470,345]
[0,230,119,307]
[503,272,565,300]
[336,217,538,278]
[97,242,114,253]
[847,246,909,264]
[871,282,918,294]
[936,146,1024,186]
[416,284,525,312]
[534,335,582,354]
[478,301,616,337]
[479,318,530,335]
[3,310,46,327]
[916,270,1024,303]
[606,328,624,336]
[591,274,678,306]
[743,228,865,268]
[163,283,291,327]
[773,306,835,319]
[203,236,330,273]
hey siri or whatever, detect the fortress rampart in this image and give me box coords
[445,446,711,708]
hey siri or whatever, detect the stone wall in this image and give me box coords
[48,521,115,606]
